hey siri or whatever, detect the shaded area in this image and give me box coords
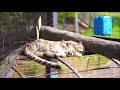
[0,12,53,78]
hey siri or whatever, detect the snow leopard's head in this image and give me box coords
[66,41,85,57]
[25,42,38,52]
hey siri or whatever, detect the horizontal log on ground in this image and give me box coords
[40,26,120,60]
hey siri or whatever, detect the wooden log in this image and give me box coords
[40,26,120,60]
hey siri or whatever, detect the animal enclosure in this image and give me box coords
[0,12,120,78]
[0,12,53,78]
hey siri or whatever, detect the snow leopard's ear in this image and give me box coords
[79,42,82,44]
[26,43,29,46]
[61,39,65,43]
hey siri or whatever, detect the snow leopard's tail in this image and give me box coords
[24,46,61,69]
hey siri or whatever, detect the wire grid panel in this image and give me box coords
[10,54,120,78]
[12,60,46,78]
[57,55,111,78]
[58,12,120,39]
[0,12,53,78]
[0,12,120,78]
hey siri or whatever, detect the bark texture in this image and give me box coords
[40,26,120,60]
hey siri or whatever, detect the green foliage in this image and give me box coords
[65,12,80,18]
[58,12,80,28]
[58,54,110,71]
[58,12,64,21]
[12,60,45,77]
[80,12,120,39]
[58,12,79,19]
[12,54,110,78]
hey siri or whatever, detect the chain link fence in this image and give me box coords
[0,12,120,78]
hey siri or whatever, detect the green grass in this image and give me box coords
[80,12,120,39]
[58,54,110,78]
[59,54,110,71]
[58,12,120,39]
[81,24,120,39]
[12,60,46,78]
[12,54,110,78]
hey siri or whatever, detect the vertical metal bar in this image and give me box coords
[53,12,58,28]
[75,12,79,33]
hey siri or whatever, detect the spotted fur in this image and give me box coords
[24,38,85,69]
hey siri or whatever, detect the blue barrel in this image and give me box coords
[94,16,112,36]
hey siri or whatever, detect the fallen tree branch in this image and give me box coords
[40,26,120,60]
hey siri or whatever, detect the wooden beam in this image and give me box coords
[11,66,26,78]
[40,26,120,61]
[57,57,83,78]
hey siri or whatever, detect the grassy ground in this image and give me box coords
[12,54,110,78]
[81,12,120,39]
[58,12,120,39]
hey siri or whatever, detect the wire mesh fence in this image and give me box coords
[10,55,120,78]
[0,12,53,60]
[56,12,120,78]
[58,12,120,39]
[0,12,120,78]
[0,12,53,78]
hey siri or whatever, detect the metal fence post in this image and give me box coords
[75,12,79,33]
[53,12,58,28]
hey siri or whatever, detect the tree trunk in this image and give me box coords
[40,26,120,60]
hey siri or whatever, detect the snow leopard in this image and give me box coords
[24,38,85,69]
